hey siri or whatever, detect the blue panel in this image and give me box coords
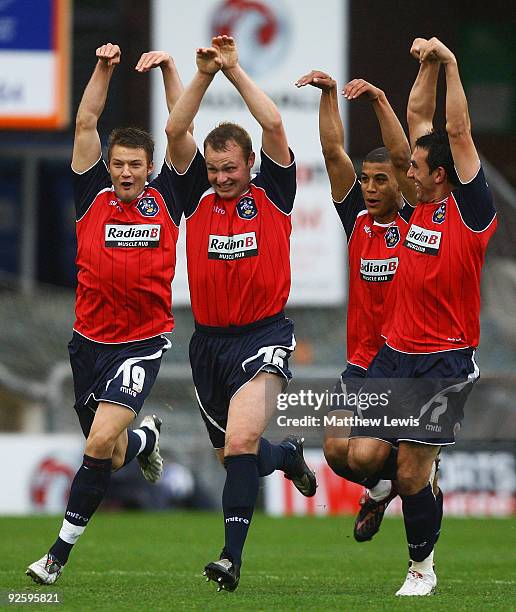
[0,0,53,51]
[37,161,77,287]
[0,162,21,276]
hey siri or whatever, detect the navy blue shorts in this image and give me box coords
[326,363,366,411]
[68,331,171,438]
[190,313,295,449]
[350,344,479,445]
[323,362,368,441]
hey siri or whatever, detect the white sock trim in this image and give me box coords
[59,519,86,545]
[133,429,147,455]
[368,479,392,502]
[411,550,434,573]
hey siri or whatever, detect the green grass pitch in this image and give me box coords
[1,512,515,610]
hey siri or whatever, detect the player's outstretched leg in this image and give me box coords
[26,403,136,584]
[395,456,442,596]
[204,454,258,592]
[396,446,440,596]
[136,414,164,483]
[26,454,112,585]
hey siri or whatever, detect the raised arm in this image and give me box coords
[344,79,416,204]
[407,38,441,150]
[214,35,291,166]
[135,51,192,164]
[72,43,120,173]
[295,70,355,201]
[421,37,479,182]
[166,47,222,173]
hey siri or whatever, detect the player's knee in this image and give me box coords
[85,429,117,459]
[348,443,383,476]
[323,437,349,471]
[396,463,432,496]
[224,431,260,456]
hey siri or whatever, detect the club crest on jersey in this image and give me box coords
[432,203,446,224]
[384,226,400,248]
[136,196,159,217]
[237,196,258,220]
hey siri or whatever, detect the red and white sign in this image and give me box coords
[0,434,82,515]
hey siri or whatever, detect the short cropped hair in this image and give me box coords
[108,127,154,164]
[203,122,253,161]
[415,131,458,187]
[364,147,391,164]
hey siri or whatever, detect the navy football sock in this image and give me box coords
[49,455,112,565]
[222,454,259,567]
[401,483,438,562]
[257,438,289,476]
[435,487,444,543]
[123,430,144,466]
[377,446,398,481]
[139,426,156,455]
[329,462,380,488]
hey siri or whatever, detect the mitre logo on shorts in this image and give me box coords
[360,257,398,282]
[208,232,258,260]
[136,196,159,217]
[432,202,446,224]
[105,224,161,248]
[384,226,400,248]
[236,196,258,220]
[403,224,441,255]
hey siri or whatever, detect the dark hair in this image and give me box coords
[108,127,154,164]
[203,122,253,161]
[364,147,391,164]
[415,131,458,186]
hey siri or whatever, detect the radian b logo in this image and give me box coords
[208,232,258,260]
[105,224,161,248]
[360,257,398,282]
[403,224,441,256]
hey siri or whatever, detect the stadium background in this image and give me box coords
[0,0,515,522]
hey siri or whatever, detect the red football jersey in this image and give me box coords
[171,149,296,327]
[386,166,497,353]
[335,179,413,369]
[73,158,180,343]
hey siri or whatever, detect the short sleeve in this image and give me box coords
[399,198,415,224]
[167,149,211,218]
[452,165,496,231]
[333,178,366,240]
[73,158,111,220]
[251,148,296,214]
[149,161,183,226]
